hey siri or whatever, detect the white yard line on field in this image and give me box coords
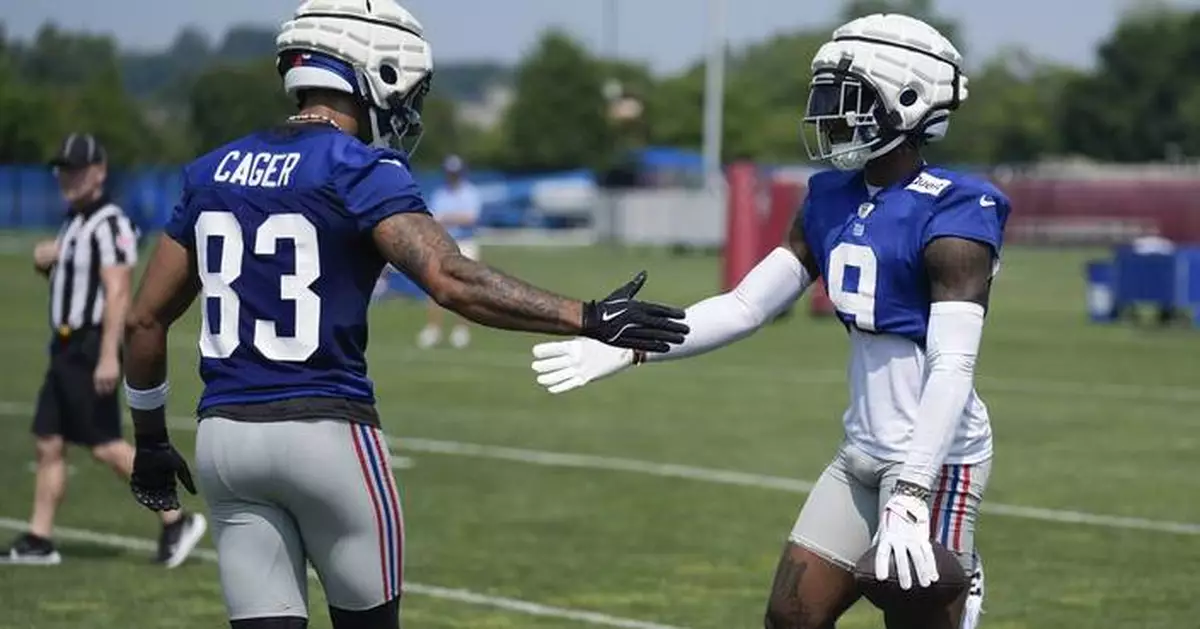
[0,401,1197,536]
[4,334,1200,405]
[388,436,1200,536]
[0,517,689,629]
[369,348,1200,408]
[395,436,817,493]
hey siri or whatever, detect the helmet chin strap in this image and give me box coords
[365,106,425,154]
[366,108,389,148]
[402,125,425,155]
[829,144,871,171]
[828,133,907,171]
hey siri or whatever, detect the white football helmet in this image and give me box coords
[802,13,968,171]
[275,0,434,151]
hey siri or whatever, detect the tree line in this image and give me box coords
[1,0,1198,174]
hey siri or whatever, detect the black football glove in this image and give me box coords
[131,433,197,512]
[581,271,689,353]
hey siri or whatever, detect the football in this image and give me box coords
[853,542,967,610]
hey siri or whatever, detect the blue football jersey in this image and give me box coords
[164,124,428,415]
[803,166,1010,346]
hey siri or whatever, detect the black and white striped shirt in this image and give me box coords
[48,197,138,332]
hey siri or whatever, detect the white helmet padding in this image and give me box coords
[276,0,434,152]
[802,13,968,170]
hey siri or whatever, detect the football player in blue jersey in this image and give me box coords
[118,2,687,628]
[530,13,1007,629]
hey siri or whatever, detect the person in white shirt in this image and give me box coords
[418,155,483,348]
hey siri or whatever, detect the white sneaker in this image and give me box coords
[417,325,441,349]
[0,533,62,565]
[449,326,470,349]
[159,512,208,569]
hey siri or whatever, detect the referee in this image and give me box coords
[1,133,206,567]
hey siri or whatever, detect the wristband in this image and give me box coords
[893,480,932,502]
[124,380,169,410]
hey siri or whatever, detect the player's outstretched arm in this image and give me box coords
[123,234,200,511]
[373,212,688,352]
[640,222,817,364]
[530,207,821,395]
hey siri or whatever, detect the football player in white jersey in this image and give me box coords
[529,14,1010,629]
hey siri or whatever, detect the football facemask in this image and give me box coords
[802,72,888,171]
[364,70,431,154]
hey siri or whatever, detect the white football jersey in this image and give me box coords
[841,328,993,464]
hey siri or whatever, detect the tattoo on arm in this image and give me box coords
[373,213,584,334]
[924,237,994,307]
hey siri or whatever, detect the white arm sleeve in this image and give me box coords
[647,247,812,363]
[897,301,986,489]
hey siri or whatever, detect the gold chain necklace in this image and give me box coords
[286,113,342,131]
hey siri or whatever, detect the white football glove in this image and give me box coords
[530,337,634,394]
[874,493,939,590]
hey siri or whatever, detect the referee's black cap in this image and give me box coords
[49,133,107,169]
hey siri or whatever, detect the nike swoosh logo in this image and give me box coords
[601,309,627,322]
[606,323,635,342]
[979,195,996,207]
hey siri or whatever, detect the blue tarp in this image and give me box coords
[631,147,704,171]
[0,164,597,231]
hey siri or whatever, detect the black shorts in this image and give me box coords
[31,327,123,446]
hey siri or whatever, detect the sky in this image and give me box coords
[3,0,1198,73]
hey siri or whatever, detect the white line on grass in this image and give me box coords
[367,351,1200,406]
[5,335,1200,405]
[395,437,816,493]
[2,401,1197,536]
[0,517,688,629]
[389,437,1200,536]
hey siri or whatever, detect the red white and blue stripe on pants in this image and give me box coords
[930,464,973,553]
[350,423,404,602]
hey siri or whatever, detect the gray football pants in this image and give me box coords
[788,441,991,574]
[195,417,404,621]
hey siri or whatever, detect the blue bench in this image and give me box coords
[1086,245,1200,326]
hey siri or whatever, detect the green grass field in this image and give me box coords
[0,234,1197,629]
